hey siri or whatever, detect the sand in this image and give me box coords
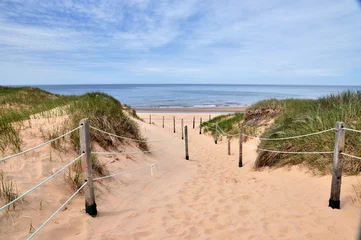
[1,112,360,239]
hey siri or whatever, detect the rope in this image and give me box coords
[341,152,361,160]
[344,128,361,134]
[242,143,333,154]
[0,153,84,212]
[94,153,178,181]
[0,126,82,163]
[92,143,183,155]
[216,126,239,137]
[27,182,87,240]
[243,128,335,141]
[90,126,177,143]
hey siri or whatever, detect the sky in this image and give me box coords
[0,0,360,85]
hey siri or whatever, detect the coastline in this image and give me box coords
[134,107,247,114]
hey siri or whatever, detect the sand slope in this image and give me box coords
[1,113,361,239]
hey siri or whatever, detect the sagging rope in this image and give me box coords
[216,124,335,141]
[94,153,178,181]
[344,127,361,134]
[0,153,84,212]
[341,152,361,160]
[242,143,333,154]
[27,182,87,240]
[92,143,183,155]
[90,126,178,143]
[0,126,82,163]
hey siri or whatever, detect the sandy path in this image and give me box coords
[77,114,360,240]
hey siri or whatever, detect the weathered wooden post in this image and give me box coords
[228,138,231,155]
[193,117,195,129]
[239,132,243,167]
[185,126,189,160]
[162,116,164,128]
[149,114,151,124]
[209,114,211,121]
[173,116,176,133]
[79,118,97,216]
[181,119,184,140]
[199,118,202,134]
[215,123,218,144]
[329,122,345,209]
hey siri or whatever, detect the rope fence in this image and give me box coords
[0,117,190,239]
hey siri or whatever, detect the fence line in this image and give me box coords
[92,143,183,156]
[0,126,81,163]
[344,127,361,134]
[27,182,88,240]
[90,126,178,143]
[0,153,84,212]
[242,143,333,154]
[341,152,361,160]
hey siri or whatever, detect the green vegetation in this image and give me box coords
[0,86,146,155]
[0,170,19,210]
[251,91,361,174]
[201,113,244,138]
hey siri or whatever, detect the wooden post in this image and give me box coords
[162,116,164,128]
[181,119,184,140]
[185,126,189,160]
[173,116,176,133]
[199,118,202,134]
[228,138,231,155]
[149,114,151,124]
[79,118,97,216]
[192,116,195,129]
[329,122,345,209]
[239,132,243,167]
[215,123,218,144]
[209,114,211,121]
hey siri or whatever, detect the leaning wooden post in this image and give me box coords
[215,123,218,144]
[79,118,97,216]
[239,132,243,167]
[181,119,184,140]
[199,118,202,134]
[173,117,176,133]
[329,122,345,209]
[185,126,189,160]
[193,117,195,129]
[162,116,164,128]
[228,138,231,155]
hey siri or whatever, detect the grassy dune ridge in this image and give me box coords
[202,91,361,175]
[0,86,147,155]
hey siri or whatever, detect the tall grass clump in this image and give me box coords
[0,170,19,210]
[202,113,244,139]
[68,92,148,151]
[251,91,361,174]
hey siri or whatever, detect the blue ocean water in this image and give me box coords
[33,84,361,108]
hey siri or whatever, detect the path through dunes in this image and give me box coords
[76,114,361,240]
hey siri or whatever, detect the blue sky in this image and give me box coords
[0,0,360,85]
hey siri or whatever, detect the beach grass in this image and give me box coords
[202,113,244,138]
[244,91,361,174]
[0,86,147,155]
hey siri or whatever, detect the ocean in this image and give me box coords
[33,84,361,108]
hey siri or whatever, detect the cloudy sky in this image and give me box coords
[0,0,360,85]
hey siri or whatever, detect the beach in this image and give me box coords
[1,110,360,239]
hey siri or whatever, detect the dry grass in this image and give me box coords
[0,170,19,210]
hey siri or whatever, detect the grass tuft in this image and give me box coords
[0,170,19,210]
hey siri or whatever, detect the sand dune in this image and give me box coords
[1,113,360,239]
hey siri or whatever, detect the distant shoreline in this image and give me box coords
[134,107,247,114]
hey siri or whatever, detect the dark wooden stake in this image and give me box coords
[80,118,97,216]
[239,132,243,167]
[162,116,164,128]
[199,118,202,134]
[149,114,151,124]
[173,116,176,133]
[215,123,218,144]
[329,121,345,209]
[185,126,189,160]
[193,116,195,129]
[181,119,184,139]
